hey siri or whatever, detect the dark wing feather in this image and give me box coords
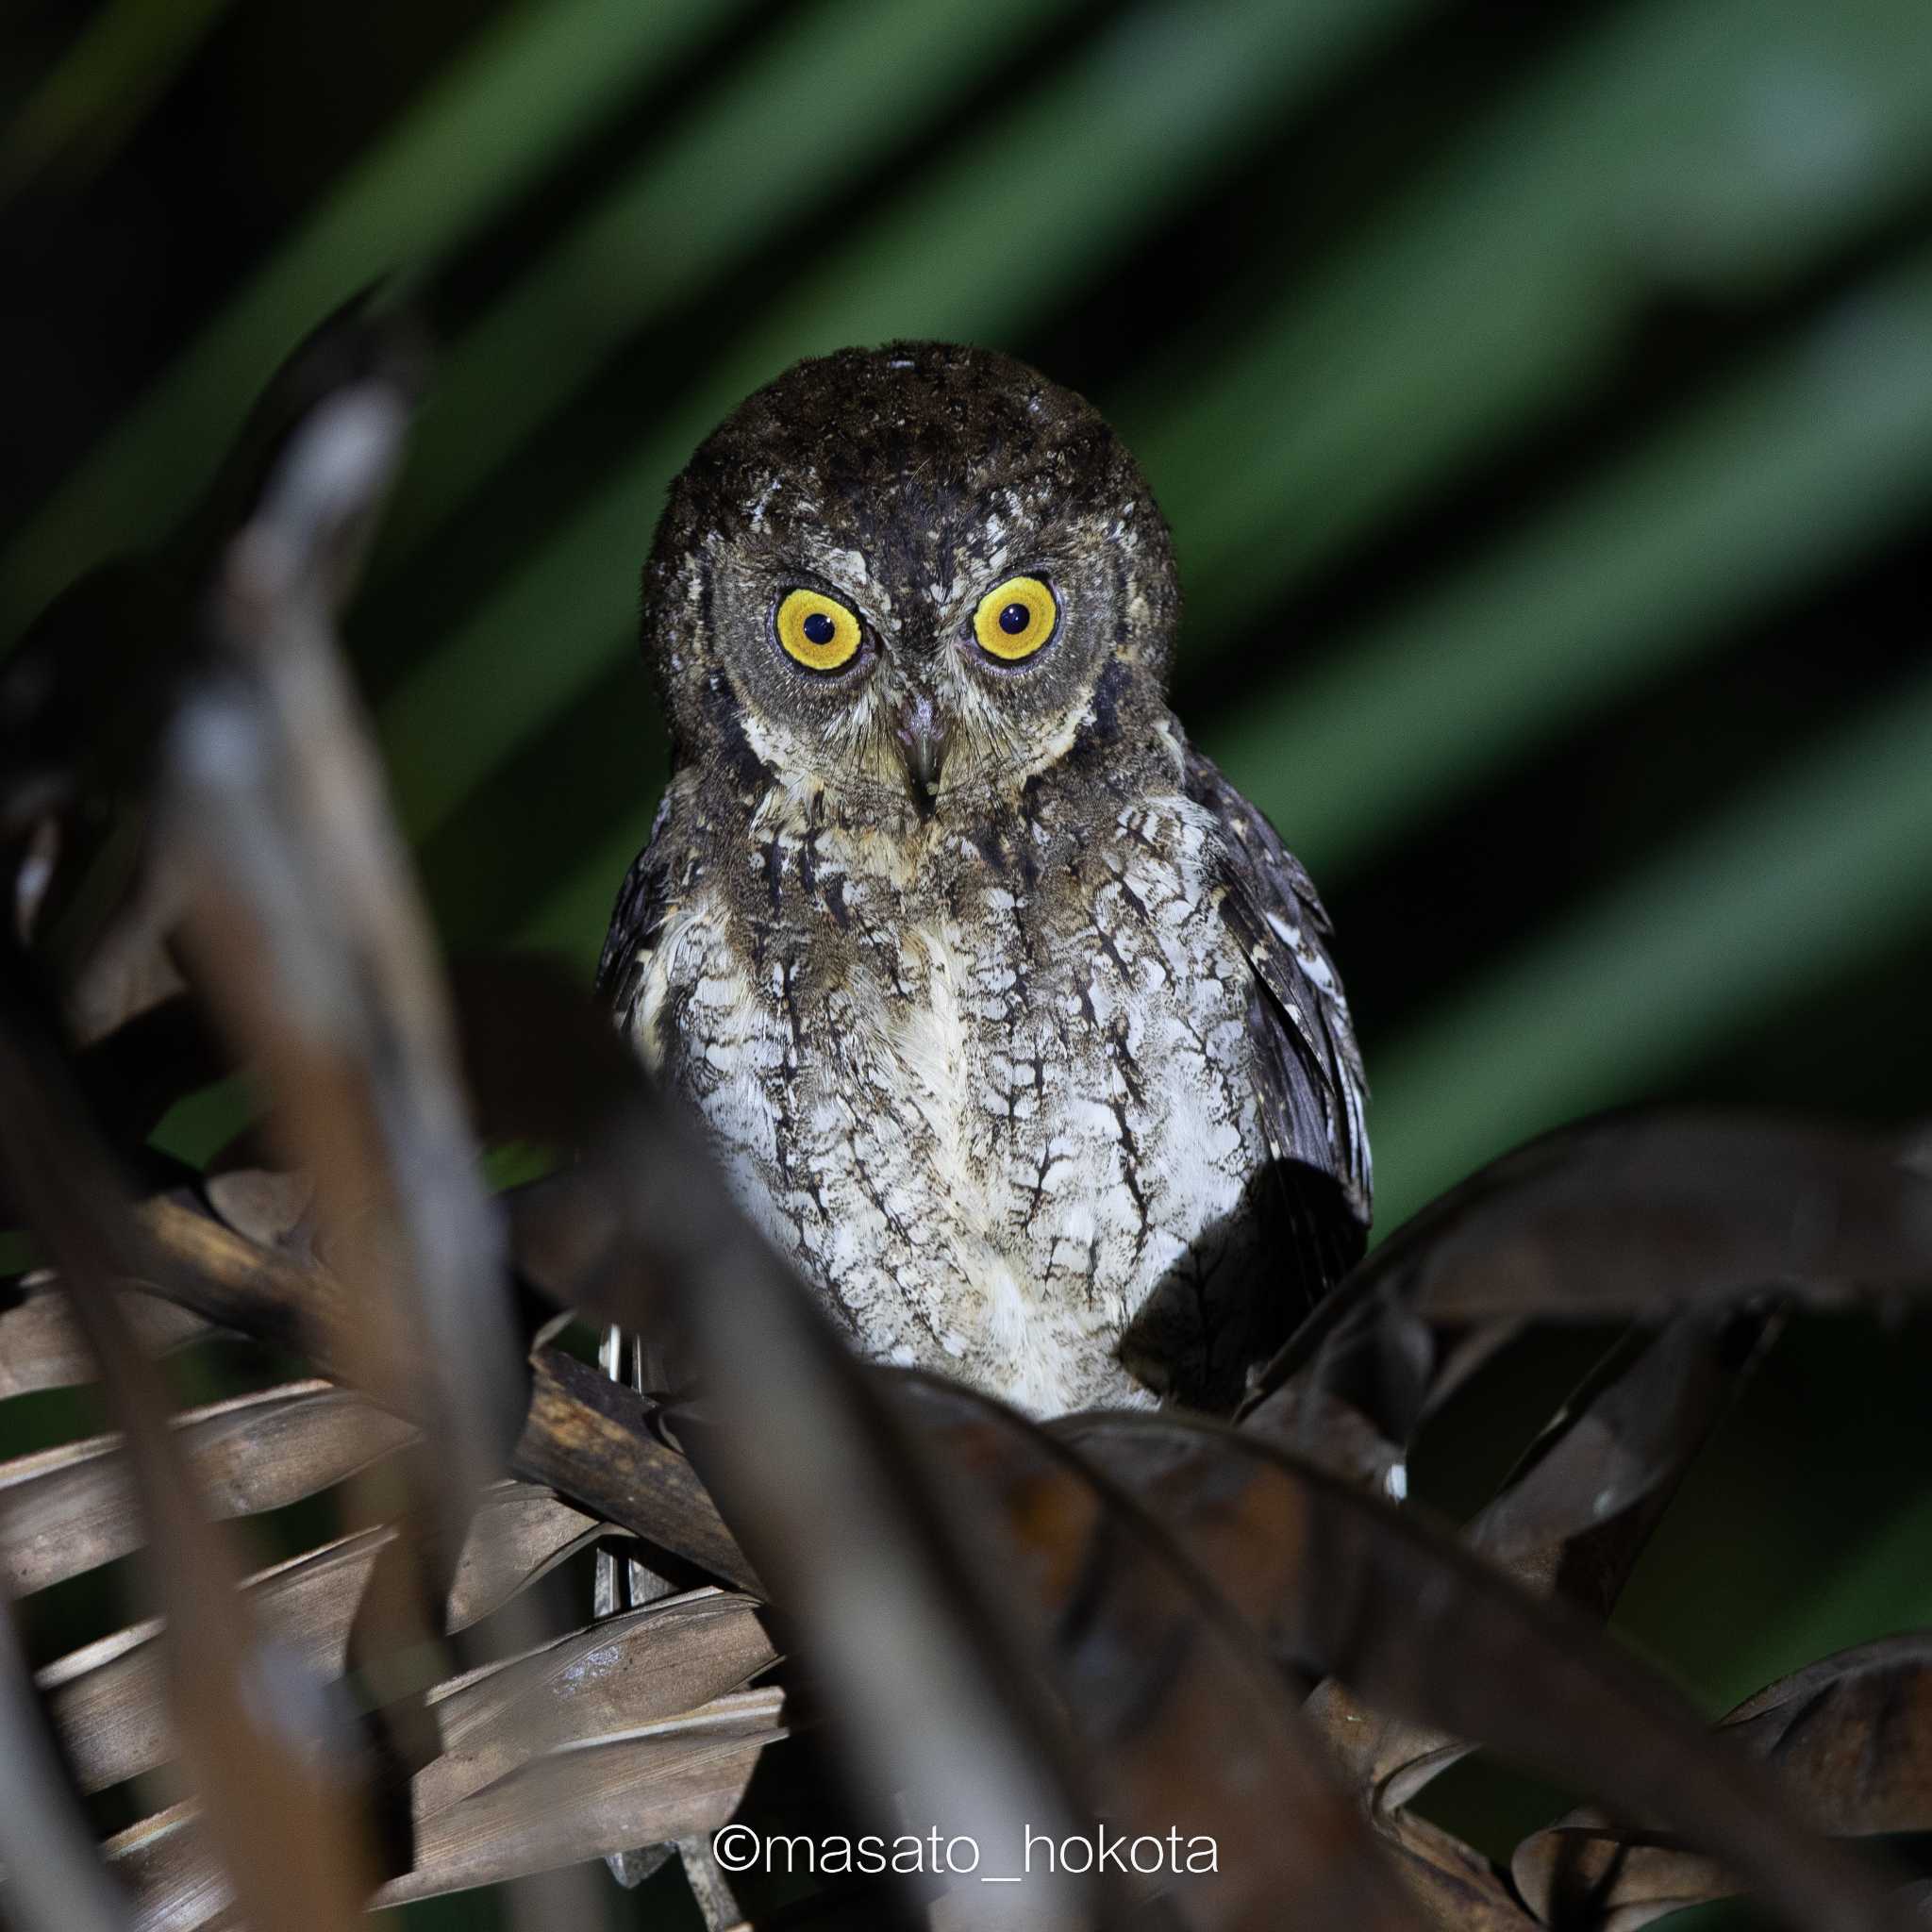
[595,795,675,1030]
[1183,744,1372,1285]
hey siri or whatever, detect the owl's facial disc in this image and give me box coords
[645,342,1181,824]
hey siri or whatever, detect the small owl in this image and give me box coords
[599,341,1369,1417]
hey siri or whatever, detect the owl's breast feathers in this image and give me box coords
[598,732,1368,1415]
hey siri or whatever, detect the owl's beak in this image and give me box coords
[892,693,953,813]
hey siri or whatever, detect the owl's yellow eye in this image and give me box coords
[972,575,1058,661]
[775,587,862,672]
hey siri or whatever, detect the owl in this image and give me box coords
[598,341,1369,1419]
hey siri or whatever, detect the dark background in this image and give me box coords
[4,2,1930,1924]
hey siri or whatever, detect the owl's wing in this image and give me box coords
[1184,745,1372,1271]
[595,794,676,1029]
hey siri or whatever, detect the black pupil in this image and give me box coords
[802,610,837,646]
[998,601,1031,635]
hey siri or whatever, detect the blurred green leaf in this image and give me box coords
[374,0,1102,562]
[1367,647,1932,1228]
[0,0,236,207]
[1130,0,1932,640]
[1208,238,1932,879]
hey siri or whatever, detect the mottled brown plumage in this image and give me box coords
[600,341,1368,1415]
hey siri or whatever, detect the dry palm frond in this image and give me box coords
[0,309,1927,1932]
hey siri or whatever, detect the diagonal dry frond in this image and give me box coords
[1058,1408,1917,1932]
[0,952,376,1930]
[1514,1633,1932,1928]
[0,1276,218,1400]
[32,1190,758,1591]
[128,1191,353,1376]
[1304,1307,1778,1816]
[116,323,603,1932]
[1375,1811,1542,1931]
[0,1378,413,1594]
[513,1343,756,1590]
[154,342,524,1589]
[1459,1308,1777,1617]
[1246,1111,1932,1470]
[38,1478,610,1795]
[105,1685,788,1929]
[94,1807,222,1932]
[23,1072,1927,1930]
[21,1079,1929,1930]
[887,1371,1427,1932]
[196,1166,314,1256]
[1354,1112,1932,1324]
[410,1586,775,1814]
[382,1685,786,1907]
[0,1573,135,1932]
[443,1476,613,1622]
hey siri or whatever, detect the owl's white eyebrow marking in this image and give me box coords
[827,546,893,618]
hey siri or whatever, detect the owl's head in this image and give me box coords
[642,341,1177,824]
